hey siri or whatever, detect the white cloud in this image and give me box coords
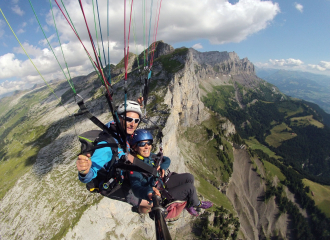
[39,34,56,46]
[294,3,303,13]
[307,61,330,72]
[192,43,203,49]
[0,80,25,96]
[0,53,22,79]
[308,64,326,71]
[46,0,280,47]
[11,5,24,16]
[1,0,281,94]
[11,0,20,4]
[0,40,99,83]
[17,29,25,34]
[157,0,280,44]
[256,59,330,76]
[318,61,330,70]
[255,58,304,69]
[269,58,304,67]
[13,42,43,57]
[21,22,27,28]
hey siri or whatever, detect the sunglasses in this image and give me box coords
[121,115,140,124]
[137,141,153,147]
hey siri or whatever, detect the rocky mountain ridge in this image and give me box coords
[0,42,302,239]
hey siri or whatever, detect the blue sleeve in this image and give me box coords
[129,172,154,200]
[78,141,125,183]
[160,156,171,170]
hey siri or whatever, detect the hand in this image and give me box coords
[126,153,135,163]
[147,187,161,200]
[137,97,143,107]
[76,153,92,174]
[157,166,165,178]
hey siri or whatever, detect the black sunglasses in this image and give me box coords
[121,115,140,124]
[137,141,153,147]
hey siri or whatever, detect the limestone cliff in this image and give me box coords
[0,42,292,240]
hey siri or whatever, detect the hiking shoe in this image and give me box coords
[198,201,213,209]
[186,206,199,217]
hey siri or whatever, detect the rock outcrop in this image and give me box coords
[0,42,291,240]
[227,149,293,240]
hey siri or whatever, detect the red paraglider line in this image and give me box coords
[150,0,162,68]
[78,0,112,99]
[54,0,98,72]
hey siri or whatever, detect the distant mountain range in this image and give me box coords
[255,68,330,114]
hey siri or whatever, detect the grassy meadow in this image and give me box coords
[0,90,52,199]
[265,122,297,148]
[302,178,330,218]
[245,137,280,159]
[262,160,286,182]
[290,115,324,128]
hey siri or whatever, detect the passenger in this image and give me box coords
[129,129,213,216]
[76,100,151,209]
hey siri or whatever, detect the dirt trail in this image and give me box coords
[227,149,293,240]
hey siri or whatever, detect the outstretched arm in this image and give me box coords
[76,153,91,174]
[77,142,116,183]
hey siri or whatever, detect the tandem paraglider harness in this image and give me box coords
[75,88,179,239]
[78,124,160,200]
[78,127,187,223]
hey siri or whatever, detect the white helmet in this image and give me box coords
[117,100,142,118]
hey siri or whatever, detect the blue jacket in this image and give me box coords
[78,122,129,183]
[129,153,171,200]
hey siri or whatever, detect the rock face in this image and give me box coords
[190,48,263,92]
[151,41,175,60]
[227,149,293,240]
[0,42,290,240]
[132,41,175,69]
[191,48,255,75]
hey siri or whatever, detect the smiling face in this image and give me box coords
[133,140,152,158]
[119,111,140,135]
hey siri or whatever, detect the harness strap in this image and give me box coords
[104,92,127,149]
[115,157,159,177]
[132,157,159,176]
[155,180,173,202]
[75,100,110,133]
[75,99,128,151]
[102,153,120,189]
[79,143,119,155]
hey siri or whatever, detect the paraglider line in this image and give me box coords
[54,0,99,72]
[77,0,112,98]
[49,0,76,94]
[0,8,71,116]
[96,0,107,67]
[150,0,162,68]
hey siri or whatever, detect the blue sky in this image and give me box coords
[0,0,330,96]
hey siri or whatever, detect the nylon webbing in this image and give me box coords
[75,100,110,133]
[116,158,159,177]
